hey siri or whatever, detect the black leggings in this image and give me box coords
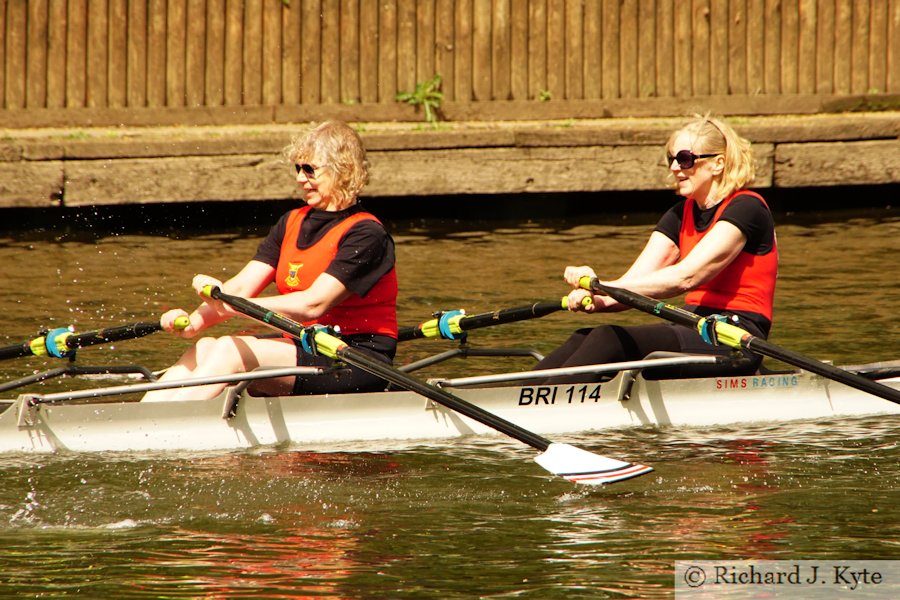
[252,333,396,395]
[533,321,764,383]
[289,345,394,395]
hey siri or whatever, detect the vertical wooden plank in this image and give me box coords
[493,0,511,100]
[472,0,491,100]
[509,0,527,99]
[726,0,747,95]
[46,0,68,108]
[889,0,900,92]
[166,0,186,107]
[86,0,108,107]
[584,0,603,99]
[26,0,49,108]
[833,0,851,93]
[780,0,799,93]
[601,0,619,98]
[692,0,711,96]
[127,0,147,108]
[746,0,765,94]
[186,0,207,107]
[710,0,729,95]
[674,0,692,96]
[206,0,225,106]
[340,0,360,104]
[242,0,262,106]
[0,0,5,108]
[397,0,416,93]
[108,0,128,107]
[814,0,833,93]
[358,0,378,102]
[655,0,675,98]
[528,0,547,100]
[378,0,396,103]
[867,0,887,93]
[5,0,26,108]
[301,0,321,104]
[565,0,583,100]
[147,0,167,107]
[224,0,243,106]
[282,0,301,104]
[546,0,564,99]
[619,0,637,98]
[66,0,87,107]
[637,0,656,97]
[415,0,434,83]
[262,0,283,106]
[797,0,817,93]
[763,0,782,92]
[434,0,455,100]
[320,0,340,103]
[849,0,869,93]
[454,0,473,100]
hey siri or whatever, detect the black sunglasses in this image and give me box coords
[666,150,719,170]
[294,163,323,178]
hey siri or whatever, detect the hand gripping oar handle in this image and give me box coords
[204,285,653,486]
[398,297,591,342]
[0,317,189,361]
[580,277,900,405]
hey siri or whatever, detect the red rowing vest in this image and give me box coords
[680,191,777,320]
[275,207,398,338]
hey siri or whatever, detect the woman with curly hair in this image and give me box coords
[144,120,397,401]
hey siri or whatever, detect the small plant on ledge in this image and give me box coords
[395,74,444,127]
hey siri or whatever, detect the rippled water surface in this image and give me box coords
[0,206,898,598]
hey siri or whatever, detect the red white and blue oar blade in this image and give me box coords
[534,443,654,485]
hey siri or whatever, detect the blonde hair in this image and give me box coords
[283,120,369,205]
[666,114,755,199]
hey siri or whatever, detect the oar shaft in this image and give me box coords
[66,322,164,347]
[206,286,653,485]
[744,336,900,404]
[336,344,552,451]
[398,299,567,342]
[207,286,552,450]
[584,278,900,405]
[0,317,187,362]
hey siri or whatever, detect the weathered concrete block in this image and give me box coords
[63,155,300,206]
[775,140,900,187]
[0,162,63,207]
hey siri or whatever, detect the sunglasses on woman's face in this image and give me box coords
[295,163,323,178]
[666,150,718,170]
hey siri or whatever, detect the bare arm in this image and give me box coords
[563,223,746,312]
[610,221,746,298]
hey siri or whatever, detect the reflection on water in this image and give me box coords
[0,207,898,597]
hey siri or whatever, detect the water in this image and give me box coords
[0,205,898,598]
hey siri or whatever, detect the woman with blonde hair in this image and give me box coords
[536,115,777,380]
[144,120,398,401]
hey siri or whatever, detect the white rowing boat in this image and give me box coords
[2,288,897,486]
[2,354,898,454]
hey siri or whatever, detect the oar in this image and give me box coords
[580,277,900,406]
[0,317,189,361]
[398,297,584,342]
[203,285,653,486]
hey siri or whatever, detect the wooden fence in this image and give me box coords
[1,0,899,126]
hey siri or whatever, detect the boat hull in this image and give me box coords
[1,371,898,453]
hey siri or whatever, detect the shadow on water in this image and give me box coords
[0,184,896,240]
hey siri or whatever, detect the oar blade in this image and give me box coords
[534,442,654,485]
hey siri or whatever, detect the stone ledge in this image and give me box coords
[1,112,898,208]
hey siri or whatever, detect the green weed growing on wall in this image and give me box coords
[395,74,444,126]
